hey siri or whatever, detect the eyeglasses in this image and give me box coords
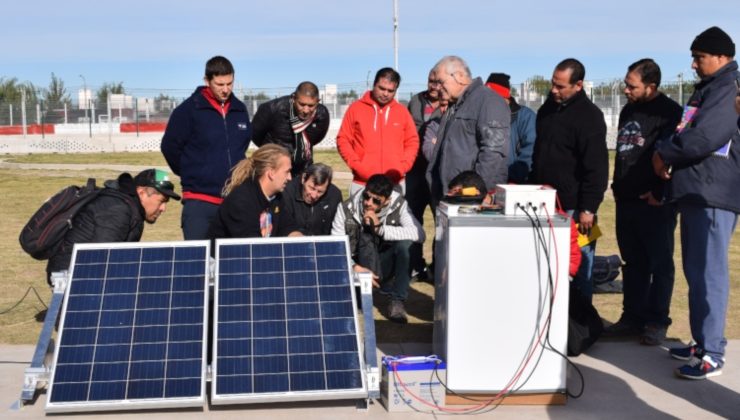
[362,192,383,206]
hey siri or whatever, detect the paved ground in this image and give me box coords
[3,340,739,419]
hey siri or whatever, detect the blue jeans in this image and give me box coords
[181,200,220,240]
[567,210,596,302]
[379,240,413,301]
[679,203,737,361]
[615,200,677,327]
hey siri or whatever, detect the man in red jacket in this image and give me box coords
[337,67,419,196]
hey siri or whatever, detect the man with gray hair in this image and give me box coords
[426,56,510,208]
[280,162,343,236]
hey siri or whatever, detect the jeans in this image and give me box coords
[615,200,677,327]
[181,200,220,240]
[379,240,413,301]
[679,203,737,360]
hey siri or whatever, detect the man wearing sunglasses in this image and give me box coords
[331,174,425,323]
[46,169,180,285]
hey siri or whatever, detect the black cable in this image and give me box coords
[524,206,586,399]
[0,286,49,315]
[424,206,556,411]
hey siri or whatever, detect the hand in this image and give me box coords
[363,209,380,230]
[639,191,663,206]
[652,152,671,180]
[578,211,594,235]
[353,264,380,287]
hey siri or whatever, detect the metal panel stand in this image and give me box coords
[354,271,379,410]
[14,271,68,409]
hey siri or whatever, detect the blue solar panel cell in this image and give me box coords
[48,244,208,411]
[127,380,163,399]
[213,238,365,403]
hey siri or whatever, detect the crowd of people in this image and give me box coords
[43,26,739,381]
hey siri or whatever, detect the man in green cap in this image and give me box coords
[46,168,180,283]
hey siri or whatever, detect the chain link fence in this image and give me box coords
[0,80,692,139]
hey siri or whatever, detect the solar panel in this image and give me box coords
[46,241,210,413]
[212,236,367,404]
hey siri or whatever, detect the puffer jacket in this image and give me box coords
[657,61,740,212]
[336,91,419,184]
[47,173,144,274]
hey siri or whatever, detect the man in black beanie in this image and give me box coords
[653,26,739,380]
[485,72,537,183]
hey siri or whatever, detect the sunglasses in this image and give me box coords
[362,192,384,206]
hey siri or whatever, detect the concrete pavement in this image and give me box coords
[3,340,739,419]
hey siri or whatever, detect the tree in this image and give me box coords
[338,89,359,101]
[526,75,551,98]
[0,77,38,103]
[43,72,71,109]
[243,91,269,102]
[153,93,176,111]
[96,82,125,106]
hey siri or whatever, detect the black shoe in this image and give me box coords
[603,319,642,337]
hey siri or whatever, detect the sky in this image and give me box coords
[3,0,739,99]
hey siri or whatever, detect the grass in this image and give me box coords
[1,151,738,346]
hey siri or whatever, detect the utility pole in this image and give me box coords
[677,73,684,105]
[393,0,399,70]
[79,74,91,138]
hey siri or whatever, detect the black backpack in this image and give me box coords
[19,179,102,260]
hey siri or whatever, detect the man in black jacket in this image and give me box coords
[530,58,608,302]
[605,59,682,345]
[281,163,342,236]
[46,169,180,283]
[251,81,330,176]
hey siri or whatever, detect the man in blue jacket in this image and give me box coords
[653,26,739,380]
[161,56,251,240]
[485,72,537,183]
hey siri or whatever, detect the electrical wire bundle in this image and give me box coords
[383,203,584,414]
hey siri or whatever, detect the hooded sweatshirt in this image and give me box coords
[336,91,419,184]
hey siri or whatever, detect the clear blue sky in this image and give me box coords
[3,0,739,98]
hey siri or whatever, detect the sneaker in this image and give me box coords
[640,324,667,346]
[669,343,699,361]
[388,300,408,324]
[675,354,723,380]
[603,319,642,337]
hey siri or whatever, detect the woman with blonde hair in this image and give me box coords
[209,144,301,238]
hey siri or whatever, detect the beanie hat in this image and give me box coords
[485,73,511,99]
[691,26,735,57]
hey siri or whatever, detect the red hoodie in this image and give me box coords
[336,91,419,184]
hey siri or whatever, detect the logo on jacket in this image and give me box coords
[238,122,248,130]
[616,121,645,153]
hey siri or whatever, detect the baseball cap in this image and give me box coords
[134,169,181,200]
